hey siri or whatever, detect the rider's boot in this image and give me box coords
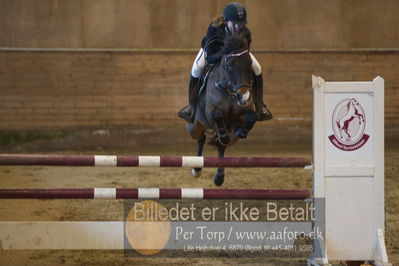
[253,73,273,121]
[178,75,199,123]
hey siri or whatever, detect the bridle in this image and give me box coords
[216,49,252,98]
[224,49,248,60]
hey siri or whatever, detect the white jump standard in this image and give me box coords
[308,76,390,266]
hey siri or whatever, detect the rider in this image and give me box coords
[178,2,273,123]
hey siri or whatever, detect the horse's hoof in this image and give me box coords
[213,173,225,186]
[191,168,202,178]
[218,134,230,145]
[233,127,248,138]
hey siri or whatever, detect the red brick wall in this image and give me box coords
[0,51,398,130]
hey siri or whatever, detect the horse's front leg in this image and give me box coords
[210,109,230,145]
[233,109,257,138]
[213,143,225,186]
[192,132,205,178]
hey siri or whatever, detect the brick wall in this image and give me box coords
[0,51,398,130]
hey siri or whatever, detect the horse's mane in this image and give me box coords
[222,33,248,55]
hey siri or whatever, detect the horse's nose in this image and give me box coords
[237,87,251,106]
[241,89,250,102]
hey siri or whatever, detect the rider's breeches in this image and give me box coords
[191,49,207,78]
[249,53,262,76]
[190,48,262,78]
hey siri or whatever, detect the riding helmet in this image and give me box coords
[222,2,247,25]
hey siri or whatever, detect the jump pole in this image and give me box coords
[0,188,310,199]
[0,155,310,168]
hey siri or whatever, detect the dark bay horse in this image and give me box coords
[187,34,257,186]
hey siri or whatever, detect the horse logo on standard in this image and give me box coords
[329,98,369,151]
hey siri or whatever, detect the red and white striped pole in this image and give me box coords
[0,188,310,199]
[0,154,311,168]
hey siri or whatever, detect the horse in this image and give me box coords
[186,34,257,186]
[336,98,365,141]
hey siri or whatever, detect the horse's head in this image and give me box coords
[219,33,253,106]
[350,98,359,106]
[347,98,359,110]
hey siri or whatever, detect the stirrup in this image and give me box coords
[257,104,273,121]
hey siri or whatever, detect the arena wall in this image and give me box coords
[0,51,398,130]
[0,0,398,50]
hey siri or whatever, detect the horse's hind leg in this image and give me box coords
[192,132,205,178]
[213,143,225,186]
[210,109,230,145]
[233,109,257,138]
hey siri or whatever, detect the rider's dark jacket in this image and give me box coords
[201,18,251,64]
